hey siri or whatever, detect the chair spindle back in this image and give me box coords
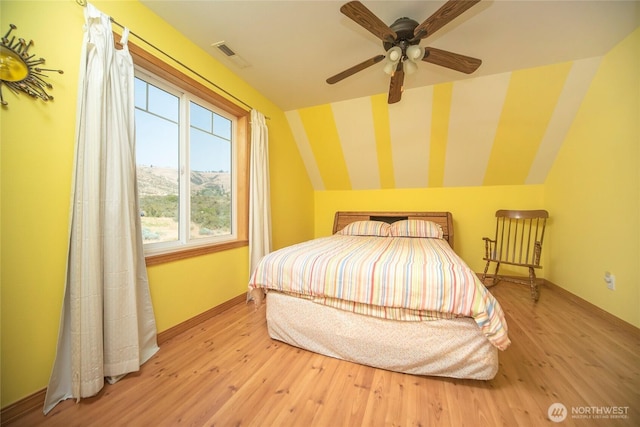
[494,210,547,268]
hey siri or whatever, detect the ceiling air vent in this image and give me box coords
[211,41,251,69]
[216,43,236,57]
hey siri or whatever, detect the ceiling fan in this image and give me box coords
[326,0,483,104]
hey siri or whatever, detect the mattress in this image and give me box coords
[266,291,499,380]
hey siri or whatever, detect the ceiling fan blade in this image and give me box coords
[422,47,482,74]
[388,62,404,104]
[340,1,397,43]
[326,54,385,84]
[413,0,480,40]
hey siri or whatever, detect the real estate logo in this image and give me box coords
[548,402,630,422]
[548,403,567,423]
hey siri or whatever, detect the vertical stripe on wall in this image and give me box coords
[388,86,433,188]
[298,105,351,190]
[332,98,380,190]
[429,83,453,187]
[483,62,573,185]
[371,93,395,189]
[526,57,601,184]
[444,73,511,187]
[285,110,325,190]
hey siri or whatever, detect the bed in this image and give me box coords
[248,211,510,380]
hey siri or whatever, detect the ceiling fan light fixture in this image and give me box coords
[383,61,396,75]
[406,44,424,61]
[386,46,402,63]
[403,59,418,74]
[383,46,402,75]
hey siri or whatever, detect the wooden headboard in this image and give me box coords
[332,211,454,249]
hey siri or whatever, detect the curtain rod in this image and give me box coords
[75,0,262,115]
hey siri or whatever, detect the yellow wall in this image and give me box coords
[544,28,640,328]
[0,0,313,407]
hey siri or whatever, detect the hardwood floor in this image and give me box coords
[7,281,640,426]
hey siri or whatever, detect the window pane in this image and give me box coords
[134,77,147,110]
[189,102,232,240]
[148,84,179,122]
[135,81,180,244]
[190,102,212,133]
[214,114,232,140]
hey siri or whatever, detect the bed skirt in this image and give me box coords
[266,291,498,380]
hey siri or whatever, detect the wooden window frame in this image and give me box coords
[123,38,249,266]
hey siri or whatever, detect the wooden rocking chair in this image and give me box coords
[482,210,549,301]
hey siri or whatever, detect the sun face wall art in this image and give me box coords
[0,24,63,106]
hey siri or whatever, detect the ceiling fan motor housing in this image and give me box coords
[383,17,421,55]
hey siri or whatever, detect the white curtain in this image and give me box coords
[44,4,159,414]
[249,110,272,275]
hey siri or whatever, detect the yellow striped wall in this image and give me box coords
[286,57,601,190]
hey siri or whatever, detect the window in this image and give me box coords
[127,41,249,265]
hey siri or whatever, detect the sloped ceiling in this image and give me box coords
[140,0,638,111]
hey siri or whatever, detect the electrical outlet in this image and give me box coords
[604,271,616,290]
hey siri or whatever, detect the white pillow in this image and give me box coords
[338,221,391,237]
[389,220,443,238]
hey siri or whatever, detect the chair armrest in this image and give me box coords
[482,237,496,260]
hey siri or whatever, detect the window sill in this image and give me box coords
[144,239,248,266]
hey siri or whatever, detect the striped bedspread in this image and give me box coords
[249,235,510,350]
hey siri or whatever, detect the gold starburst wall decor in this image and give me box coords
[0,24,64,106]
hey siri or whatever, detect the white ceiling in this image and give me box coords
[140,0,639,111]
